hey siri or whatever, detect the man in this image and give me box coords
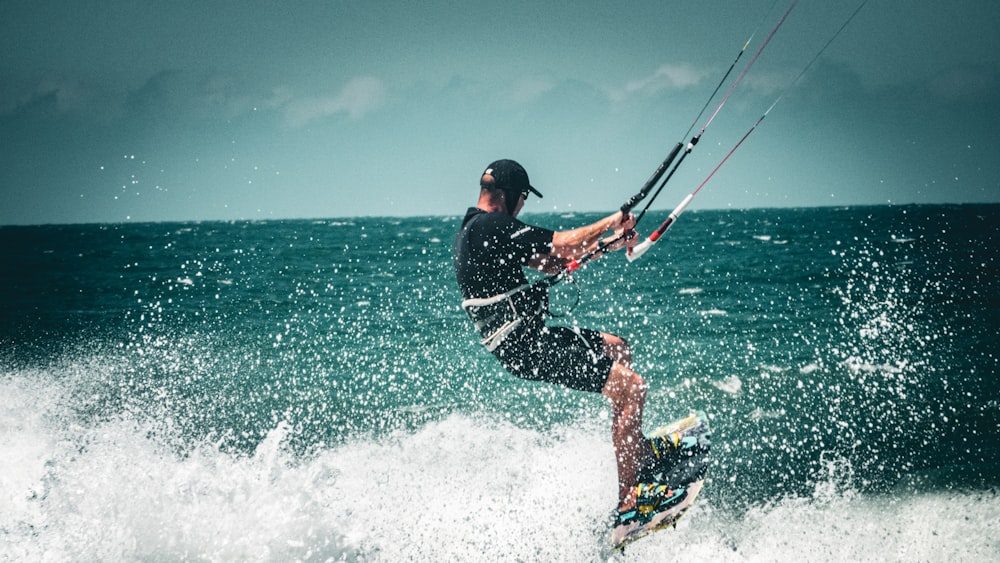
[453,158,653,532]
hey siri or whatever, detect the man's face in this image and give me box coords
[512,192,526,217]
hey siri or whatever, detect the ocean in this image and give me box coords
[2,204,998,562]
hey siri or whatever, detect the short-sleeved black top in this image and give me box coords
[453,207,554,300]
[453,206,613,394]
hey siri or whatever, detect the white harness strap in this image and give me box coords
[461,284,533,352]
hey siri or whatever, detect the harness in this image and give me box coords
[461,283,547,352]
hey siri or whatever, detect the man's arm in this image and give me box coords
[528,211,636,272]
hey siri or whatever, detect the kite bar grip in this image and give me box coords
[627,238,653,262]
[626,193,695,262]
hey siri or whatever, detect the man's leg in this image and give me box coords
[601,332,632,367]
[600,333,648,510]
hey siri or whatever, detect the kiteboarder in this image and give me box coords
[453,159,650,531]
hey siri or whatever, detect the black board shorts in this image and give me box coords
[492,323,614,394]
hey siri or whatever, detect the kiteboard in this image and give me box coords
[610,411,711,551]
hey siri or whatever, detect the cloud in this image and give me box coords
[505,76,557,106]
[0,74,106,118]
[282,76,386,127]
[614,63,705,102]
[740,68,799,99]
[927,65,999,104]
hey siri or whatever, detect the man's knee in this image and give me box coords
[602,363,647,406]
[603,333,633,367]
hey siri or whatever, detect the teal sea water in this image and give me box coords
[2,204,998,561]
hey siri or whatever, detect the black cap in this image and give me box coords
[480,159,543,198]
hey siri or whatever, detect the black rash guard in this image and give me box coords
[453,207,554,300]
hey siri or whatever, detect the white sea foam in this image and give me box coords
[685,488,1000,563]
[2,370,998,562]
[799,363,821,375]
[0,372,616,561]
[699,309,727,316]
[712,375,743,395]
[748,407,787,421]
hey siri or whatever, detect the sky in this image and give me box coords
[2,0,998,225]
